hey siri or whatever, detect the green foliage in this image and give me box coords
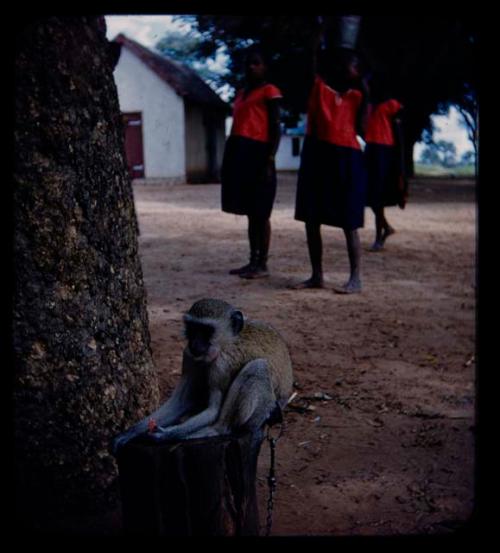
[419,140,457,167]
[436,140,457,167]
[156,30,202,60]
[155,29,229,92]
[173,15,321,113]
[419,143,476,175]
[419,146,441,165]
[460,150,475,165]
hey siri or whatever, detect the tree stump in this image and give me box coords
[116,430,266,536]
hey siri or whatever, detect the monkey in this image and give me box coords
[112,298,293,453]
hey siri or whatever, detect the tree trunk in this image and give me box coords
[402,126,416,179]
[13,16,159,531]
[404,137,415,179]
[117,431,265,536]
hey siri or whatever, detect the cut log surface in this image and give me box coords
[117,430,265,536]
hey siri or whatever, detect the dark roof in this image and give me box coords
[114,33,228,112]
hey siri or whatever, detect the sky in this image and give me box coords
[105,14,189,48]
[105,15,474,159]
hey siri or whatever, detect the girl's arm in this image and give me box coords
[266,98,282,160]
[306,20,322,137]
[356,76,370,138]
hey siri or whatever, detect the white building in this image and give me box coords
[275,134,303,171]
[112,34,228,183]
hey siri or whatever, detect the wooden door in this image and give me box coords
[122,112,145,179]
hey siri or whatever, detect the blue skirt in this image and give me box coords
[365,143,403,209]
[221,135,277,219]
[295,136,367,229]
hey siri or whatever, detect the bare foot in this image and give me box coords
[229,262,255,275]
[333,279,362,294]
[369,227,396,252]
[381,226,396,244]
[368,241,384,252]
[240,266,270,279]
[289,277,324,290]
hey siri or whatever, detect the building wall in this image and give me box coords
[276,135,303,171]
[113,47,186,180]
[184,103,208,181]
[185,103,227,183]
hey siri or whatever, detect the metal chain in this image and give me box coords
[264,421,284,537]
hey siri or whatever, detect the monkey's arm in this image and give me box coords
[111,352,202,454]
[146,389,223,443]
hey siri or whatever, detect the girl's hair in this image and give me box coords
[369,71,397,103]
[317,47,367,77]
[243,43,272,66]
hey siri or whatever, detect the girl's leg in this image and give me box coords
[375,207,384,243]
[241,216,271,279]
[291,222,324,289]
[335,228,362,293]
[229,216,259,274]
[261,218,271,267]
[369,207,395,252]
[380,209,396,243]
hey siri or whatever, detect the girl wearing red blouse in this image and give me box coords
[365,72,406,251]
[221,46,282,279]
[294,47,368,293]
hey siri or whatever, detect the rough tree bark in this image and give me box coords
[13,16,159,531]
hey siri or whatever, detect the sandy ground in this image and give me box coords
[132,173,476,536]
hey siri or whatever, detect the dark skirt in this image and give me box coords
[294,136,367,229]
[365,143,403,209]
[221,135,277,219]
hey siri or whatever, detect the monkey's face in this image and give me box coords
[184,320,220,363]
[183,307,244,364]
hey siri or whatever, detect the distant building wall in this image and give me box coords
[184,103,208,182]
[184,103,227,183]
[276,135,303,171]
[113,47,186,180]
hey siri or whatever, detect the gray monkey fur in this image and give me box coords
[112,299,293,453]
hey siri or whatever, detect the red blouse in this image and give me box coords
[306,76,363,150]
[230,83,283,143]
[365,99,403,146]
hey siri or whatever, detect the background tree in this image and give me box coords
[14,16,159,531]
[358,16,477,176]
[435,140,457,167]
[171,15,322,127]
[172,15,477,176]
[155,29,228,94]
[419,146,442,166]
[456,89,478,173]
[418,140,458,167]
[460,150,476,166]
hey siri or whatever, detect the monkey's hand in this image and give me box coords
[111,426,149,456]
[144,426,178,444]
[147,418,158,432]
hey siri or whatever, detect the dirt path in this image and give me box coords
[133,174,476,536]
